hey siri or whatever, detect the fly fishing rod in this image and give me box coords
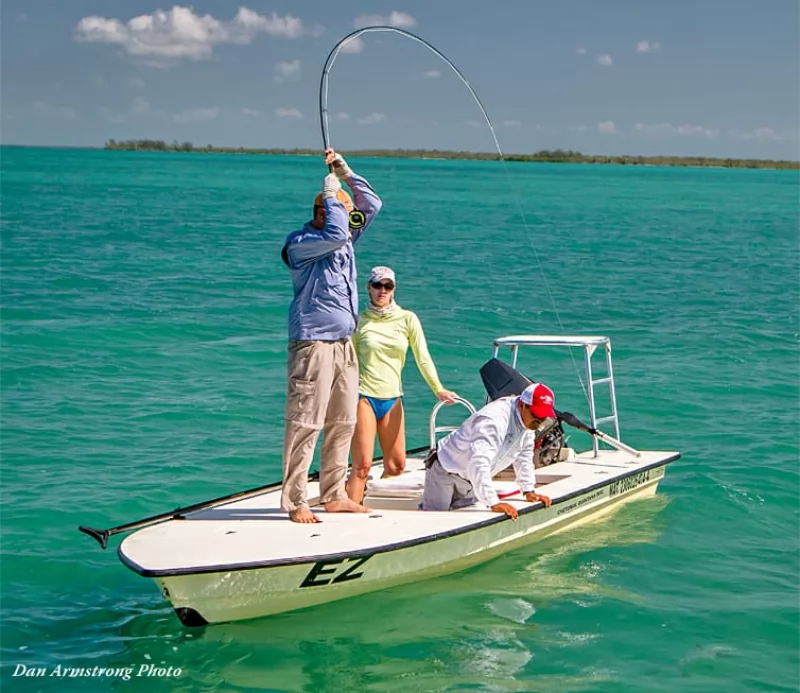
[319,25,502,161]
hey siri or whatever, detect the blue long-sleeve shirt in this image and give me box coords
[283,173,382,341]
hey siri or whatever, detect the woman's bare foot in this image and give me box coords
[324,498,372,513]
[344,478,366,504]
[289,507,320,523]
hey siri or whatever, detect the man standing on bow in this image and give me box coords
[421,383,555,518]
[280,148,383,523]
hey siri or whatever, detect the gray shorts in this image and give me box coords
[420,457,478,511]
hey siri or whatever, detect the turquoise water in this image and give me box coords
[1,147,798,692]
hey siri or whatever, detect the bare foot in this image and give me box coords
[289,507,321,523]
[324,498,372,513]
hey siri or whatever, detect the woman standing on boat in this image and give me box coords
[346,266,457,503]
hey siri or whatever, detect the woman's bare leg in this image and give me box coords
[377,400,406,477]
[346,398,377,502]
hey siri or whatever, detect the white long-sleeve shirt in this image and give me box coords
[435,396,537,507]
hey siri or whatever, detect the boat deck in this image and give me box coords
[119,448,677,575]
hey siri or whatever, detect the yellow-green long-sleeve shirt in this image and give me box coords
[353,306,443,398]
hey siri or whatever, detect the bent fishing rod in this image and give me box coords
[319,25,502,163]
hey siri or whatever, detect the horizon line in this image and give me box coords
[1,142,798,165]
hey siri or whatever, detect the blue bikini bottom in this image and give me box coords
[360,395,401,421]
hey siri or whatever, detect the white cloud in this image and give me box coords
[357,112,386,125]
[128,77,146,89]
[131,96,149,114]
[354,12,416,29]
[636,40,660,53]
[241,108,260,116]
[595,54,613,66]
[675,123,716,136]
[173,107,219,123]
[503,120,522,128]
[75,6,310,65]
[339,36,364,54]
[336,112,350,120]
[32,101,78,120]
[276,107,303,119]
[17,13,28,23]
[569,125,591,132]
[467,120,480,128]
[274,59,300,81]
[729,127,785,142]
[635,122,719,138]
[753,127,781,141]
[342,11,415,54]
[597,120,616,134]
[424,70,441,78]
[576,47,587,56]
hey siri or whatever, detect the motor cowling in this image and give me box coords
[534,420,566,468]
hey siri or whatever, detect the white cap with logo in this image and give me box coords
[368,266,396,284]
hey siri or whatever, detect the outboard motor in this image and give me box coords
[479,357,533,401]
[479,358,566,468]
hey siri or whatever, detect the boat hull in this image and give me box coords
[155,465,666,626]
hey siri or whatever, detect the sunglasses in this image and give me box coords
[370,281,395,290]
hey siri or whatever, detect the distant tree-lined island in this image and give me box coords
[103,139,799,170]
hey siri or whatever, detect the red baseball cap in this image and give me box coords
[519,383,556,419]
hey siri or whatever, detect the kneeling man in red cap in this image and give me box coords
[421,383,555,519]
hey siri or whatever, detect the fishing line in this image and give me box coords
[319,26,590,401]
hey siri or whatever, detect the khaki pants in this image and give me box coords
[280,339,358,512]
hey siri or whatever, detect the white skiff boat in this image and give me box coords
[80,335,679,626]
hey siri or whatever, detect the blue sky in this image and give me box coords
[2,0,798,158]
